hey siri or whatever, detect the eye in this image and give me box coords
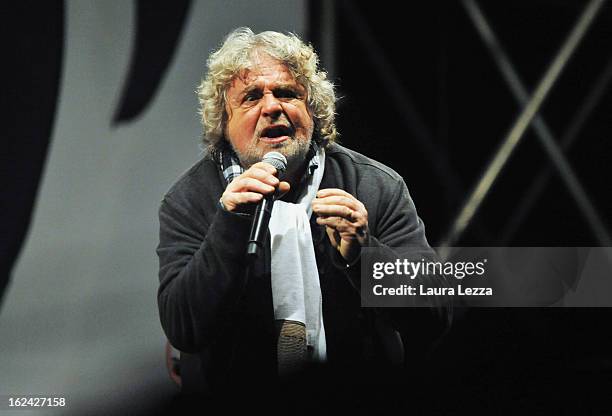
[243,91,262,102]
[274,88,299,99]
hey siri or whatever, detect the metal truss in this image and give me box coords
[440,0,608,252]
[337,0,465,207]
[323,0,609,253]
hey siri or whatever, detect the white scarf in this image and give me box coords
[219,145,327,362]
[269,147,326,361]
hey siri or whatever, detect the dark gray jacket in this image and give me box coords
[157,143,450,393]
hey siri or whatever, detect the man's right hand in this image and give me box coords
[220,162,290,212]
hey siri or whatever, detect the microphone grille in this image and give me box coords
[262,151,287,173]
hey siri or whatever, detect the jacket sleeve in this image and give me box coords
[329,177,452,334]
[156,195,252,353]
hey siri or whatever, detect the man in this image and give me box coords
[157,28,450,401]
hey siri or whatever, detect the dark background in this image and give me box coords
[309,0,612,247]
[311,1,612,412]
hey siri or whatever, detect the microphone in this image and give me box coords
[246,152,287,258]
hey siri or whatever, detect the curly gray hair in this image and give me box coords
[197,27,337,154]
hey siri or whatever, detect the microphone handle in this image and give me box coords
[246,194,275,257]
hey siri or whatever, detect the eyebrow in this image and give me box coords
[239,82,302,97]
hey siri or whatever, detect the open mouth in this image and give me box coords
[260,125,293,142]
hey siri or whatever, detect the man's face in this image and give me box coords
[224,54,314,171]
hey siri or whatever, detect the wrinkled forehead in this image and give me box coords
[231,51,302,89]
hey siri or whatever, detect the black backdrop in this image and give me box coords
[309,1,612,247]
[308,1,612,412]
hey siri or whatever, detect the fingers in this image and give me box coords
[277,181,291,198]
[316,215,361,233]
[316,188,353,199]
[315,208,367,237]
[312,189,367,223]
[230,166,278,187]
[312,189,369,262]
[229,176,276,195]
[251,161,279,175]
[309,189,370,262]
[227,191,264,206]
[313,195,361,210]
[221,164,287,212]
[312,204,358,222]
[227,164,283,195]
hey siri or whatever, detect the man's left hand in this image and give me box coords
[312,188,369,264]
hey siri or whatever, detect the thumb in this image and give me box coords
[276,181,291,198]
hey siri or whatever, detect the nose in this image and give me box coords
[261,92,282,118]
